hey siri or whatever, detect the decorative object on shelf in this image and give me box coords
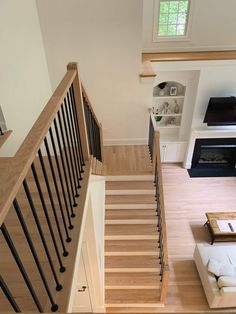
[155,115,162,123]
[158,82,167,96]
[170,86,177,96]
[174,100,180,114]
[166,117,177,126]
[161,102,172,114]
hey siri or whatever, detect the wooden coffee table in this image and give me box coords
[205,212,236,244]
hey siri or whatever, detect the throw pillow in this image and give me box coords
[218,276,236,288]
[207,258,234,277]
[207,258,221,277]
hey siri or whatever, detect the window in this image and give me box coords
[153,0,191,41]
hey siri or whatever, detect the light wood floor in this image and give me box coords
[104,145,236,313]
[104,145,152,175]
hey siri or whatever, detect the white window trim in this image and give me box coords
[152,0,194,42]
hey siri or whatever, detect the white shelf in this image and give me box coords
[154,113,182,117]
[157,125,180,129]
[153,96,185,99]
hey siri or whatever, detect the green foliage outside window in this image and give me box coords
[158,0,189,37]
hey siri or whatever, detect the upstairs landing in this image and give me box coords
[103,145,152,176]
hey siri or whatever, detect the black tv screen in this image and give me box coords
[203,97,236,126]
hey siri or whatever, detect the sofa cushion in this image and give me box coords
[207,258,234,277]
[218,276,236,288]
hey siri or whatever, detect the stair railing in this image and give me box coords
[82,85,103,159]
[0,62,103,312]
[148,109,169,304]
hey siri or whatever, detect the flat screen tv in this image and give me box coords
[203,97,236,126]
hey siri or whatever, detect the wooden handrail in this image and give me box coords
[142,50,236,63]
[0,62,104,312]
[81,84,100,126]
[154,131,168,265]
[141,50,236,77]
[0,69,77,225]
[153,131,169,304]
[148,110,169,304]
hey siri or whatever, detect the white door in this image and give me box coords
[72,248,92,312]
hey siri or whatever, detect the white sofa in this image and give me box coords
[194,243,236,308]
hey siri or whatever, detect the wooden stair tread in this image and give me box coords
[106,181,154,190]
[105,272,161,287]
[106,194,156,205]
[105,289,161,305]
[105,219,157,225]
[105,255,160,269]
[105,209,157,220]
[105,240,158,252]
[106,204,156,210]
[105,224,158,236]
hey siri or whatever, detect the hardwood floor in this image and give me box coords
[104,145,152,175]
[104,145,236,313]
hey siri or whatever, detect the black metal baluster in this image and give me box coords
[22,179,63,291]
[61,103,79,196]
[0,275,21,312]
[65,95,81,187]
[49,127,74,228]
[53,119,75,217]
[57,111,78,206]
[44,137,72,243]
[38,149,68,257]
[68,90,83,180]
[31,163,66,272]
[71,84,85,167]
[93,120,98,159]
[97,124,102,161]
[83,102,92,155]
[13,199,58,312]
[89,110,94,156]
[1,223,43,312]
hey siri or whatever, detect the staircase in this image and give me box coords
[105,175,163,311]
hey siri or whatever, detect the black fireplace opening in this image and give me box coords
[188,138,236,177]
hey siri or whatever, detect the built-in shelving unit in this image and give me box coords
[152,81,186,130]
[152,80,187,162]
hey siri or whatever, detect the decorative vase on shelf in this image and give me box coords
[174,100,180,114]
[158,82,167,96]
[155,115,162,124]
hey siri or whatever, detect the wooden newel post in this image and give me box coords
[67,63,90,161]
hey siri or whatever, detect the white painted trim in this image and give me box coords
[184,128,236,169]
[104,138,147,146]
[142,44,236,53]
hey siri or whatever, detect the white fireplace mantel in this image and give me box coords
[184,128,236,169]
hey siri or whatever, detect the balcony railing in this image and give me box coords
[148,109,169,304]
[0,63,103,312]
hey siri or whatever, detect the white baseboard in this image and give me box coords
[104,138,147,146]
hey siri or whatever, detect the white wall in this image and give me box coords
[143,0,236,52]
[0,0,52,156]
[36,0,153,145]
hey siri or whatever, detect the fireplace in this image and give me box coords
[188,138,236,177]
